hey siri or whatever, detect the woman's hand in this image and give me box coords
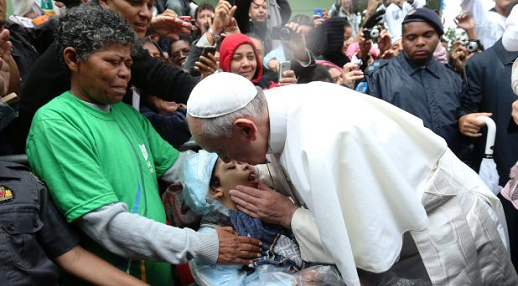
[278,70,298,86]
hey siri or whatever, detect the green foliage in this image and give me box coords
[426,0,440,12]
[444,26,466,52]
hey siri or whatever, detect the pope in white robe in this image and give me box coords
[186,72,517,286]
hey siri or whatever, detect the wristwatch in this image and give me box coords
[208,27,222,43]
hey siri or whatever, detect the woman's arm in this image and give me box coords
[55,245,148,286]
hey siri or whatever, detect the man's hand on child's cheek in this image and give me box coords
[230,181,299,229]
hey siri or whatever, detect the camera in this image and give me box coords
[179,16,196,26]
[463,39,483,53]
[361,9,385,41]
[271,26,291,41]
[362,26,380,41]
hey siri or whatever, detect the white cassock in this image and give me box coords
[260,82,517,286]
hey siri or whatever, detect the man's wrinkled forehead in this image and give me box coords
[251,0,267,6]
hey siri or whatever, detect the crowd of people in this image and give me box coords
[1,0,518,285]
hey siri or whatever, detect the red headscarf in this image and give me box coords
[218,33,263,84]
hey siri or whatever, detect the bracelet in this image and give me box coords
[208,27,221,43]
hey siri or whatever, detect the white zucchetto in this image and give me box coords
[187,72,258,118]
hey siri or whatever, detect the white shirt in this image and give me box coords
[505,6,518,95]
[503,5,518,52]
[461,0,506,49]
[385,2,416,39]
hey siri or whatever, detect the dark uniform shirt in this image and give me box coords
[359,52,471,162]
[0,161,79,285]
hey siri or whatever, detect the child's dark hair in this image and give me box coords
[298,64,334,84]
[209,158,220,188]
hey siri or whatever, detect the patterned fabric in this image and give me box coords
[200,209,232,228]
[161,183,201,229]
[228,209,303,269]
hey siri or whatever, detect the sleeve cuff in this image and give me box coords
[195,229,219,264]
[196,33,216,48]
[295,50,314,68]
[291,208,334,264]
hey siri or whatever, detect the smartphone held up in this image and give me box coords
[278,61,291,81]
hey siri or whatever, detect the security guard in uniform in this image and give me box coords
[0,161,146,285]
[0,160,79,284]
[357,8,473,165]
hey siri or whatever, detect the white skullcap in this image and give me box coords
[187,72,258,118]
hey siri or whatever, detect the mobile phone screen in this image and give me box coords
[278,61,291,81]
[201,47,216,58]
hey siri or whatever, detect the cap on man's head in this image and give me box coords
[187,72,258,119]
[402,8,444,36]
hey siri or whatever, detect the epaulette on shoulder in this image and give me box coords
[364,59,389,76]
[0,161,30,171]
[0,161,45,185]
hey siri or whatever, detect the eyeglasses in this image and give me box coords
[171,48,191,59]
[147,36,168,61]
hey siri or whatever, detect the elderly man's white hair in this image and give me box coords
[187,72,267,139]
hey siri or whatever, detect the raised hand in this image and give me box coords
[212,0,237,35]
[150,9,192,40]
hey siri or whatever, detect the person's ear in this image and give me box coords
[209,186,224,199]
[63,47,80,73]
[233,118,257,141]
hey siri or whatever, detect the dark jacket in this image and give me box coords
[458,39,518,185]
[140,106,191,148]
[6,18,58,89]
[0,161,79,285]
[361,52,470,161]
[234,0,291,34]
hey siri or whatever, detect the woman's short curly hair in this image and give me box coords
[55,5,139,66]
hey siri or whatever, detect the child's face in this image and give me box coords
[215,159,257,191]
[211,159,258,209]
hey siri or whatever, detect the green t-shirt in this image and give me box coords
[27,91,180,285]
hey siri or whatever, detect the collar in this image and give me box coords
[493,39,518,66]
[265,94,287,154]
[82,100,111,113]
[64,91,115,121]
[397,52,441,78]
